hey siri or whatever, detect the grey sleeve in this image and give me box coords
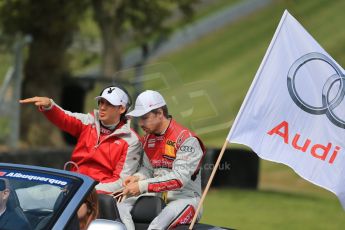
[134,152,154,180]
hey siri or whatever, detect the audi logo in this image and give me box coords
[287,52,345,129]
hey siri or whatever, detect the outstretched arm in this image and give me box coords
[20,96,92,137]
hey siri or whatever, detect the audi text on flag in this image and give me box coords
[227,10,345,209]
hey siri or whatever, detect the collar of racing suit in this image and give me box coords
[160,118,175,137]
[154,117,172,136]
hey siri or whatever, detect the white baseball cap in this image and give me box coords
[126,90,166,117]
[95,86,129,107]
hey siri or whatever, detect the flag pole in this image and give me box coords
[189,139,229,230]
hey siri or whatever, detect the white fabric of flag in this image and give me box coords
[227,10,345,209]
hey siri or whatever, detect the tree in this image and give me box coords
[0,0,88,146]
[92,0,198,77]
[0,0,197,147]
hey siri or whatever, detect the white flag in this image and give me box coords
[227,10,345,209]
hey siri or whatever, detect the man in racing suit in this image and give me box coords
[19,86,142,194]
[118,90,205,230]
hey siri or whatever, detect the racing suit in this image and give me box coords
[118,119,206,230]
[41,100,142,193]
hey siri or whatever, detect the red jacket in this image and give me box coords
[41,101,142,193]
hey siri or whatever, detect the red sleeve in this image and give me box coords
[41,104,90,137]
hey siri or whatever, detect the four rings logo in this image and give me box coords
[179,146,195,153]
[287,52,345,129]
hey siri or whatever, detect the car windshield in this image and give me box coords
[0,167,83,230]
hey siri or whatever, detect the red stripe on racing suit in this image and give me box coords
[168,205,196,229]
[148,179,183,192]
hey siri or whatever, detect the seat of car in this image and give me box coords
[7,188,33,230]
[97,193,121,221]
[35,191,80,230]
[131,196,166,230]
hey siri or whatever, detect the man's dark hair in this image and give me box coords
[151,105,169,118]
[0,179,9,191]
[117,86,132,122]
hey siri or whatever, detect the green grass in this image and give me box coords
[197,157,345,229]
[201,188,345,229]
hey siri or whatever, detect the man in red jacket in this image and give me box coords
[118,90,206,230]
[20,86,142,194]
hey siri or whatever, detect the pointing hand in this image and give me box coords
[19,96,52,108]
